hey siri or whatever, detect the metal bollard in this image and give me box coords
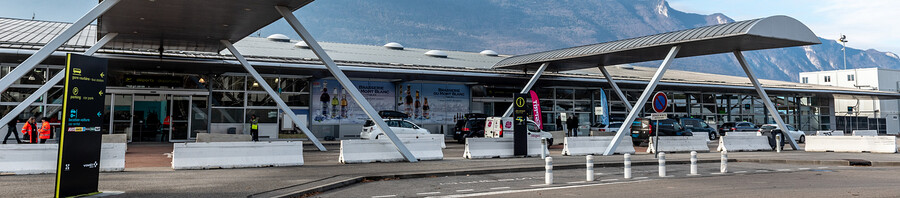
[586,155,594,181]
[775,134,782,153]
[720,150,728,173]
[541,138,547,159]
[690,151,698,175]
[545,157,553,185]
[624,153,632,179]
[658,152,666,177]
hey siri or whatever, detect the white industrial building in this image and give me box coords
[800,68,900,134]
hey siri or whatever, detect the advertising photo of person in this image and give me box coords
[414,90,421,119]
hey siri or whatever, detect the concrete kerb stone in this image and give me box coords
[265,158,734,198]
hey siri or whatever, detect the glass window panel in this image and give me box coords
[555,101,573,111]
[247,77,279,91]
[1,88,37,103]
[280,78,308,93]
[211,108,243,123]
[574,89,591,100]
[555,89,573,100]
[212,75,245,90]
[246,109,277,123]
[211,92,244,107]
[247,93,276,107]
[281,93,310,107]
[574,101,591,112]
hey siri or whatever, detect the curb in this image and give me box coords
[268,159,733,198]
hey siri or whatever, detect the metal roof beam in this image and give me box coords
[735,50,800,150]
[502,62,549,117]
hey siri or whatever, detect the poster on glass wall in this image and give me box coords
[310,79,395,125]
[398,83,470,124]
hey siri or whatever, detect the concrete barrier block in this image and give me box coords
[805,136,896,153]
[339,138,443,163]
[726,132,760,136]
[394,134,446,149]
[561,136,635,156]
[816,131,844,136]
[647,134,709,153]
[463,137,548,159]
[195,133,252,142]
[102,134,127,143]
[0,143,127,175]
[172,141,303,169]
[852,130,878,136]
[716,136,772,152]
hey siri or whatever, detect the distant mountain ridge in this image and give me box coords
[264,0,900,81]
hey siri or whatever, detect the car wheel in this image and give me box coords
[708,132,717,140]
[457,137,466,144]
[799,135,805,143]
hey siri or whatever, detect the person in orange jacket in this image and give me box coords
[21,117,36,144]
[38,117,52,144]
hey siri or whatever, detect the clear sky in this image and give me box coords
[0,0,897,54]
[668,0,900,54]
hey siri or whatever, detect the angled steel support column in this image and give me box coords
[275,6,417,161]
[734,51,799,150]
[599,66,633,112]
[502,62,549,117]
[0,33,118,132]
[603,46,680,155]
[0,0,119,93]
[221,40,327,151]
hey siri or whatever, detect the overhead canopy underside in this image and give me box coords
[97,0,314,52]
[493,15,821,72]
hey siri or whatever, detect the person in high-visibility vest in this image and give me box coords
[249,115,259,141]
[38,117,52,144]
[21,117,36,144]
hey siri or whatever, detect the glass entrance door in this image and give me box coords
[168,95,190,141]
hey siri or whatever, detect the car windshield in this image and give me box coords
[760,125,777,130]
[609,123,622,128]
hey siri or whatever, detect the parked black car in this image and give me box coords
[718,122,758,135]
[630,118,693,146]
[677,118,718,140]
[453,113,488,143]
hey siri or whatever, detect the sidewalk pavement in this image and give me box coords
[2,142,899,197]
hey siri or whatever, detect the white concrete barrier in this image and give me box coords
[0,143,127,175]
[464,137,549,159]
[716,136,772,152]
[694,132,710,143]
[562,136,635,155]
[647,134,710,153]
[852,130,878,136]
[195,133,252,142]
[172,141,303,169]
[816,131,844,136]
[339,138,443,163]
[393,134,446,149]
[726,132,760,136]
[805,136,897,153]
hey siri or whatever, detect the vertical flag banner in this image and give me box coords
[529,90,542,129]
[600,89,609,125]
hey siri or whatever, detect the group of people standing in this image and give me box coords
[2,116,53,144]
[555,114,581,137]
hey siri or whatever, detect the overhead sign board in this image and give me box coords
[652,92,668,113]
[54,54,107,198]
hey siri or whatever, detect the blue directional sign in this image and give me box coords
[652,92,667,113]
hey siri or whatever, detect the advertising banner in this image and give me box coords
[529,90,542,129]
[398,83,469,124]
[600,89,609,125]
[310,79,395,125]
[55,54,107,197]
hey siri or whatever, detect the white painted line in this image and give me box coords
[529,184,549,187]
[417,192,441,195]
[567,181,586,184]
[490,187,511,190]
[427,179,655,198]
[456,189,474,192]
[755,170,769,172]
[735,171,747,173]
[594,173,605,175]
[686,174,699,176]
[710,173,724,175]
[777,169,791,171]
[372,195,397,198]
[818,167,829,169]
[633,177,648,179]
[497,179,514,182]
[601,179,619,182]
[798,168,811,170]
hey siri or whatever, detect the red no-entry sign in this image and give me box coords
[652,92,667,113]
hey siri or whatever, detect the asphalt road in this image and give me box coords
[320,163,897,198]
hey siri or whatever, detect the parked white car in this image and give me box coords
[758,124,805,143]
[360,119,430,139]
[590,122,623,135]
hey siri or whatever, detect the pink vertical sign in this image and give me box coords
[529,90,543,129]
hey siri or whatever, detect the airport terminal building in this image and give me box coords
[2,17,899,142]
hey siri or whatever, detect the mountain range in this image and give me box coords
[261,0,900,82]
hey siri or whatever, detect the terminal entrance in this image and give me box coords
[107,89,208,142]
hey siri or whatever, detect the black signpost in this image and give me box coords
[513,93,529,156]
[54,53,108,198]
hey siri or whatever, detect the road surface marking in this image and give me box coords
[456,189,474,192]
[498,179,514,182]
[490,187,511,190]
[601,179,619,182]
[567,181,586,184]
[735,171,747,173]
[529,184,549,187]
[427,179,654,198]
[417,192,441,195]
[817,167,829,169]
[777,169,791,171]
[755,170,769,172]
[633,177,648,179]
[798,168,811,170]
[594,173,605,175]
[710,173,724,175]
[372,195,396,198]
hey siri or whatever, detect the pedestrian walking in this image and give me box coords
[2,117,22,144]
[249,115,259,141]
[38,117,52,144]
[21,117,36,144]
